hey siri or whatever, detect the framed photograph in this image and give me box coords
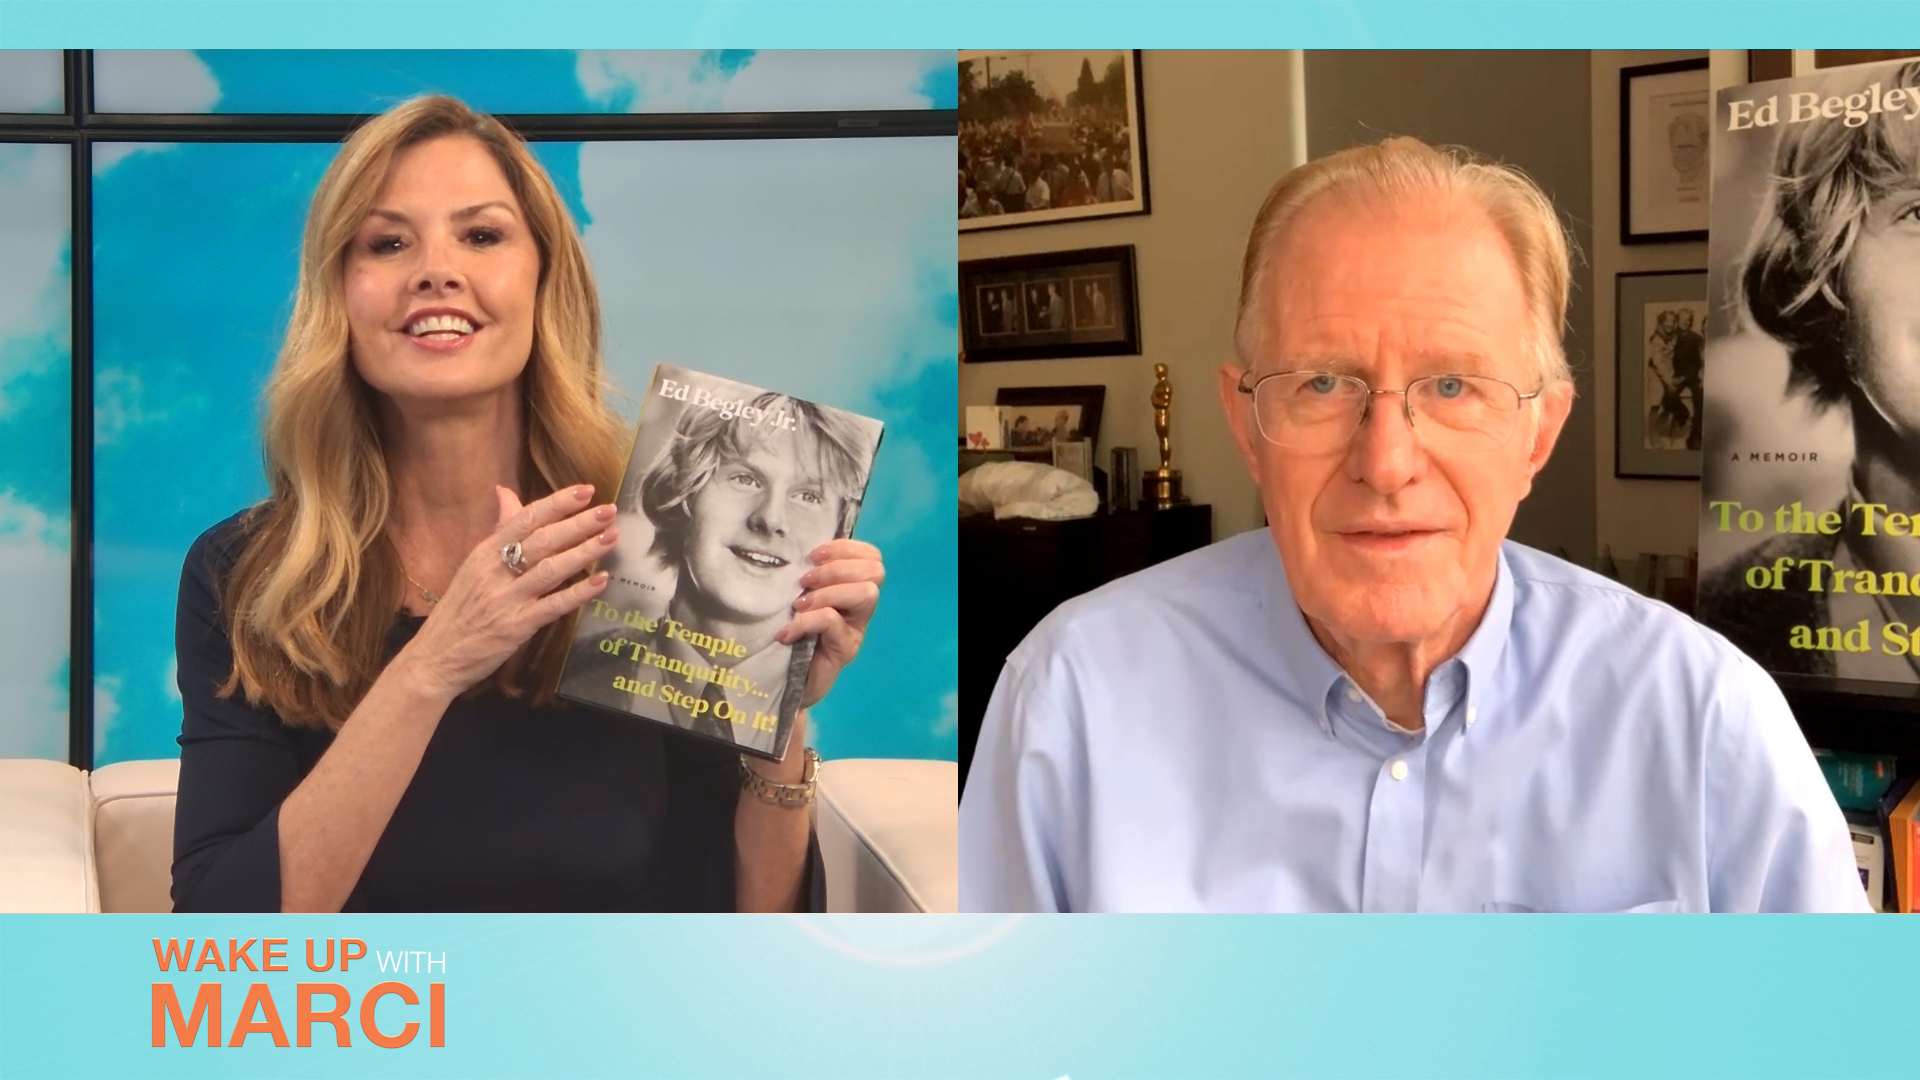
[959,49,1150,232]
[961,245,1140,363]
[994,385,1106,460]
[1616,270,1707,479]
[1749,50,1920,81]
[1620,58,1710,244]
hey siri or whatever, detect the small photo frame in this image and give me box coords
[994,384,1107,460]
[959,49,1150,233]
[961,246,1140,363]
[1620,58,1711,244]
[1616,269,1707,479]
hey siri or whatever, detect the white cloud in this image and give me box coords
[93,142,187,176]
[90,52,220,177]
[0,492,69,759]
[93,366,163,445]
[0,50,64,114]
[0,143,71,415]
[932,690,957,738]
[578,137,952,419]
[93,674,122,761]
[704,52,944,112]
[92,50,221,114]
[577,51,943,113]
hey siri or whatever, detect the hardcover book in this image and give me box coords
[557,364,884,761]
[1695,56,1920,687]
[1815,748,1900,812]
[1848,819,1886,913]
[1892,779,1920,914]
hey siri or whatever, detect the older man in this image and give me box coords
[957,138,1866,913]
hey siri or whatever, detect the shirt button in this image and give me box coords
[1389,759,1408,781]
[1466,706,1478,728]
[1345,686,1363,703]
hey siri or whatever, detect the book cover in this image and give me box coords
[1694,57,1920,686]
[557,364,884,761]
[1848,820,1886,913]
[1892,779,1920,914]
[1815,748,1900,811]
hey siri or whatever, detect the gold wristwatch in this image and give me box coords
[740,747,820,808]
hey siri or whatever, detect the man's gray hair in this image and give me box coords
[1233,136,1576,389]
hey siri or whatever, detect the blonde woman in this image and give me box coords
[170,96,884,912]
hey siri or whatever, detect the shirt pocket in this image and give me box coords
[1482,898,1682,913]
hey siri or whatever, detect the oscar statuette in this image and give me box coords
[1144,362,1186,508]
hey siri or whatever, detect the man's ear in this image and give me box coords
[1218,363,1264,480]
[1521,380,1575,488]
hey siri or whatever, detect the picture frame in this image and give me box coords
[1615,270,1707,479]
[959,49,1150,232]
[960,245,1140,363]
[1620,58,1711,244]
[994,385,1107,460]
[1749,50,1920,82]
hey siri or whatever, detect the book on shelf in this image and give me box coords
[1891,778,1920,914]
[557,364,883,761]
[1815,748,1899,812]
[1847,818,1887,914]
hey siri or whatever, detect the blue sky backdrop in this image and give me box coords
[0,50,65,113]
[5,50,957,765]
[91,50,956,114]
[0,143,72,760]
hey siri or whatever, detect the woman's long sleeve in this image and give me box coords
[170,520,304,913]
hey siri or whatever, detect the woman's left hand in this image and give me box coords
[777,539,884,708]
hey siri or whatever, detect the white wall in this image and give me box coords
[959,51,1307,542]
[1590,50,1710,561]
[1305,50,1597,565]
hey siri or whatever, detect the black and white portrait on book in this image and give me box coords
[1693,58,1920,685]
[563,366,882,754]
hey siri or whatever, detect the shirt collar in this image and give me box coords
[1257,537,1347,738]
[1450,545,1516,736]
[1260,535,1516,739]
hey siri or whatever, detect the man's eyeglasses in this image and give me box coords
[1235,370,1544,453]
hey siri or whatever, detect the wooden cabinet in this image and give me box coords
[958,505,1211,789]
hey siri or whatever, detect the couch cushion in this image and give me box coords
[0,759,96,913]
[90,759,180,913]
[815,758,957,913]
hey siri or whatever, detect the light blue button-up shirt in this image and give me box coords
[959,530,1870,913]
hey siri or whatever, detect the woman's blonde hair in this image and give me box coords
[1233,136,1577,389]
[219,95,629,729]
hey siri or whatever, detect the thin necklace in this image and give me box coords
[403,570,439,607]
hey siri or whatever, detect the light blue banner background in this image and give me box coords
[1,3,1916,48]
[3,913,1917,1079]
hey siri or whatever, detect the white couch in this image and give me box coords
[0,757,955,913]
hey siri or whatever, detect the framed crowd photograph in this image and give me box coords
[1619,58,1710,244]
[1615,270,1707,479]
[958,49,1150,232]
[994,384,1106,460]
[960,245,1141,363]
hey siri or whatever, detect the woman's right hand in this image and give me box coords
[396,483,617,700]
